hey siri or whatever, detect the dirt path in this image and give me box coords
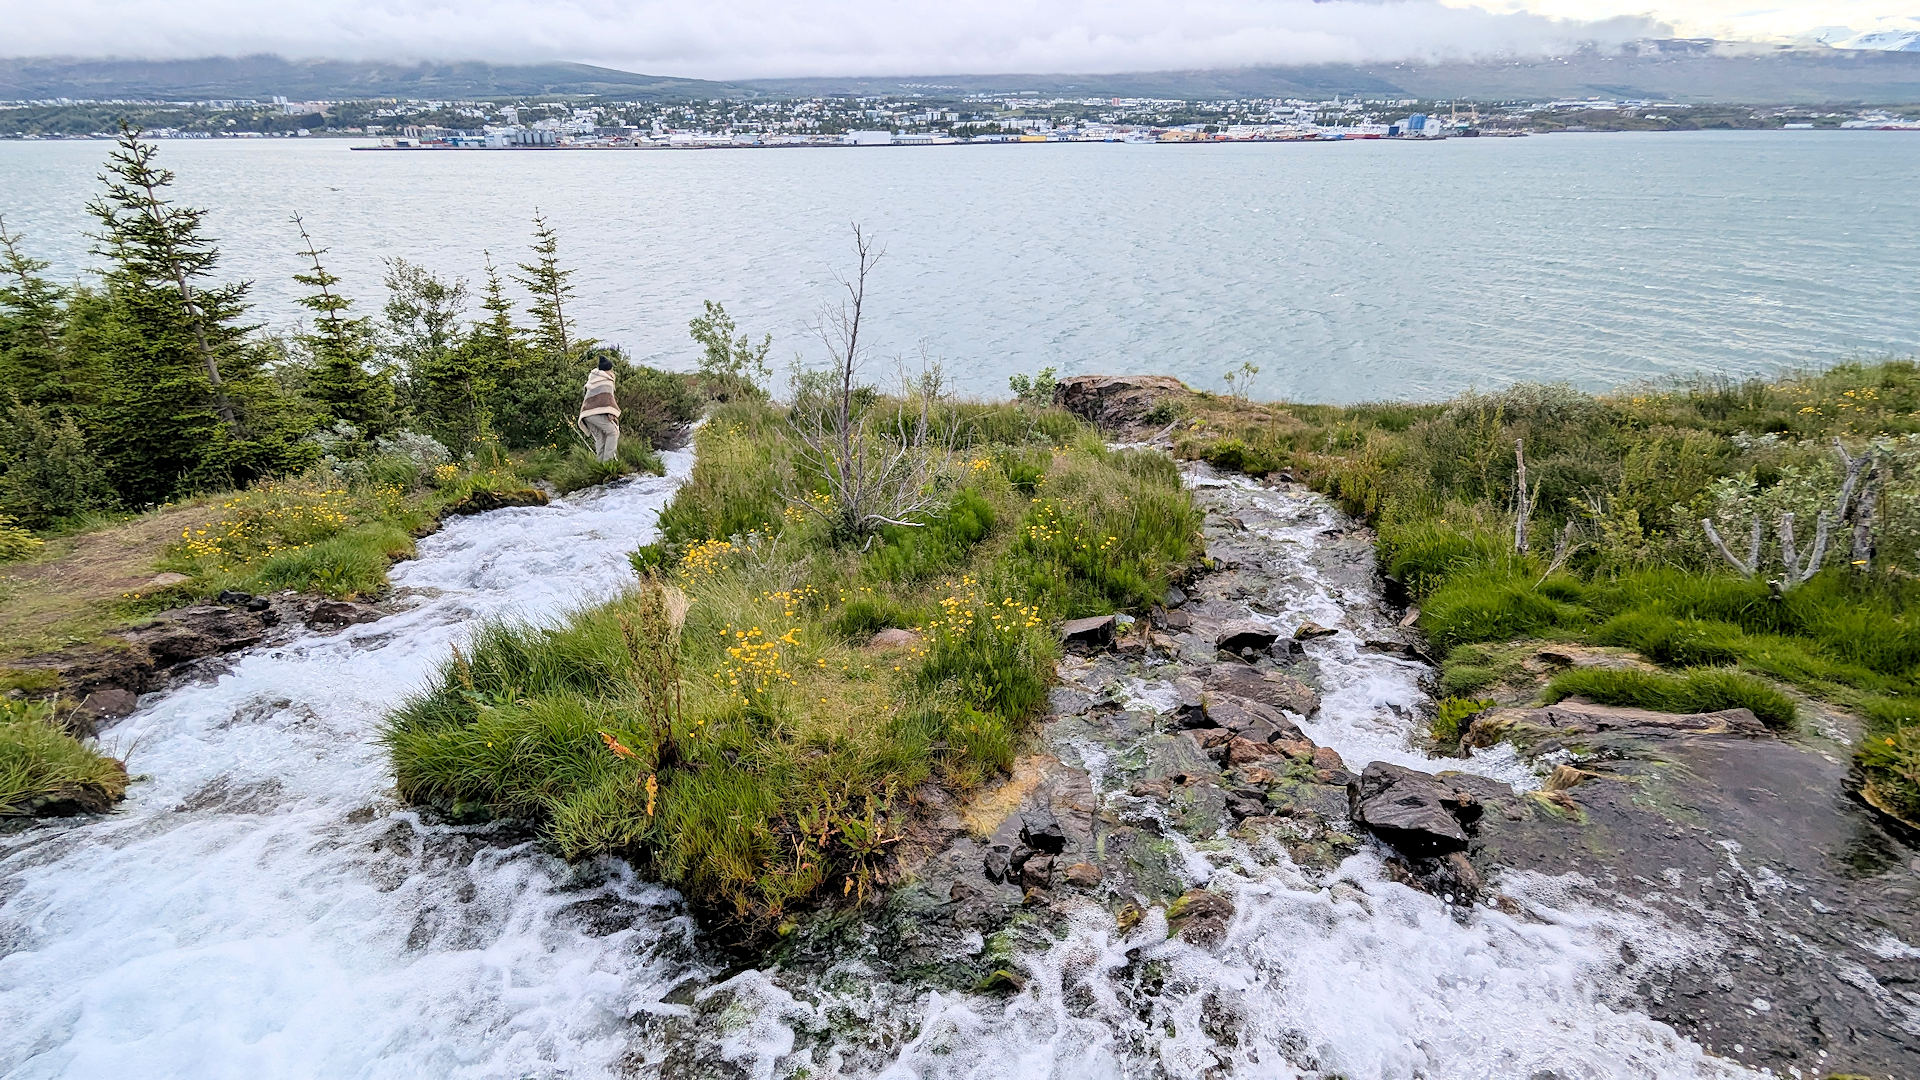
[0,503,217,663]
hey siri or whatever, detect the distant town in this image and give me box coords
[4,92,1918,147]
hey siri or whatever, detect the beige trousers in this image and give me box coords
[580,414,621,462]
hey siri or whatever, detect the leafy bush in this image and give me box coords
[1007,366,1058,407]
[617,365,702,449]
[1543,666,1797,729]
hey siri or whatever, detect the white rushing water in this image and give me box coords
[0,452,712,1080]
[1,458,1757,1079]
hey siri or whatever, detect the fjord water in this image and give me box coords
[0,463,1756,1079]
[0,132,1915,401]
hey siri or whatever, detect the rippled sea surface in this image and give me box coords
[1,132,1915,400]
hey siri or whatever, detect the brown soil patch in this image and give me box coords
[0,503,218,662]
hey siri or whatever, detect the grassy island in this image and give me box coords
[383,395,1203,929]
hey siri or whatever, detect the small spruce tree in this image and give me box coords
[292,214,395,435]
[515,210,576,359]
[88,126,295,500]
[0,217,72,411]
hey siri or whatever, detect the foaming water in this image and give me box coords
[1186,471,1534,786]
[0,452,712,1080]
[2,453,1753,1078]
[854,865,1747,1080]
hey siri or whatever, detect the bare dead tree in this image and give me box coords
[1703,439,1876,589]
[1702,517,1765,578]
[1851,459,1881,573]
[784,226,954,544]
[1512,439,1540,553]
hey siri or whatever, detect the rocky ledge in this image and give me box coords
[9,592,387,735]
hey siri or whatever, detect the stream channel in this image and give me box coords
[0,450,1793,1079]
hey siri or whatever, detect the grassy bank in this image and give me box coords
[0,431,670,821]
[1172,361,1920,825]
[383,396,1203,932]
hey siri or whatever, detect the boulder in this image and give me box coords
[1059,615,1116,649]
[1293,621,1338,640]
[1063,861,1103,888]
[306,600,384,632]
[1347,761,1513,858]
[1225,736,1285,767]
[1166,888,1235,945]
[77,688,138,723]
[868,628,920,650]
[143,572,191,591]
[1465,700,1767,749]
[1203,663,1320,717]
[1051,374,1191,431]
[1019,805,1067,854]
[1203,692,1303,743]
[1214,621,1279,654]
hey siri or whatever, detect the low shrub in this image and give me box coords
[1543,666,1798,729]
[0,513,44,562]
[1430,696,1495,744]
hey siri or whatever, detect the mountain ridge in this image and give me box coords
[4,47,1919,104]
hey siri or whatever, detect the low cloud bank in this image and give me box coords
[6,0,1672,79]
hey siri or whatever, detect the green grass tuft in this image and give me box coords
[1543,666,1798,729]
[1,699,128,816]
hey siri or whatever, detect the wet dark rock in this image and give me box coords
[124,605,269,665]
[1348,762,1512,857]
[1059,615,1116,649]
[1063,861,1103,887]
[1051,374,1191,432]
[1019,805,1067,854]
[1214,621,1279,653]
[1204,692,1303,743]
[1468,724,1920,1076]
[1046,687,1095,717]
[1293,620,1338,640]
[8,643,159,702]
[216,589,253,606]
[76,688,138,724]
[1020,855,1055,890]
[1167,888,1235,945]
[1202,663,1319,717]
[306,600,384,632]
[1169,679,1207,727]
[1362,638,1435,664]
[442,487,549,516]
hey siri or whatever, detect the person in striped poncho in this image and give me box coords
[578,352,622,461]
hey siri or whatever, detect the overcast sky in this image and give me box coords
[4,0,1915,78]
